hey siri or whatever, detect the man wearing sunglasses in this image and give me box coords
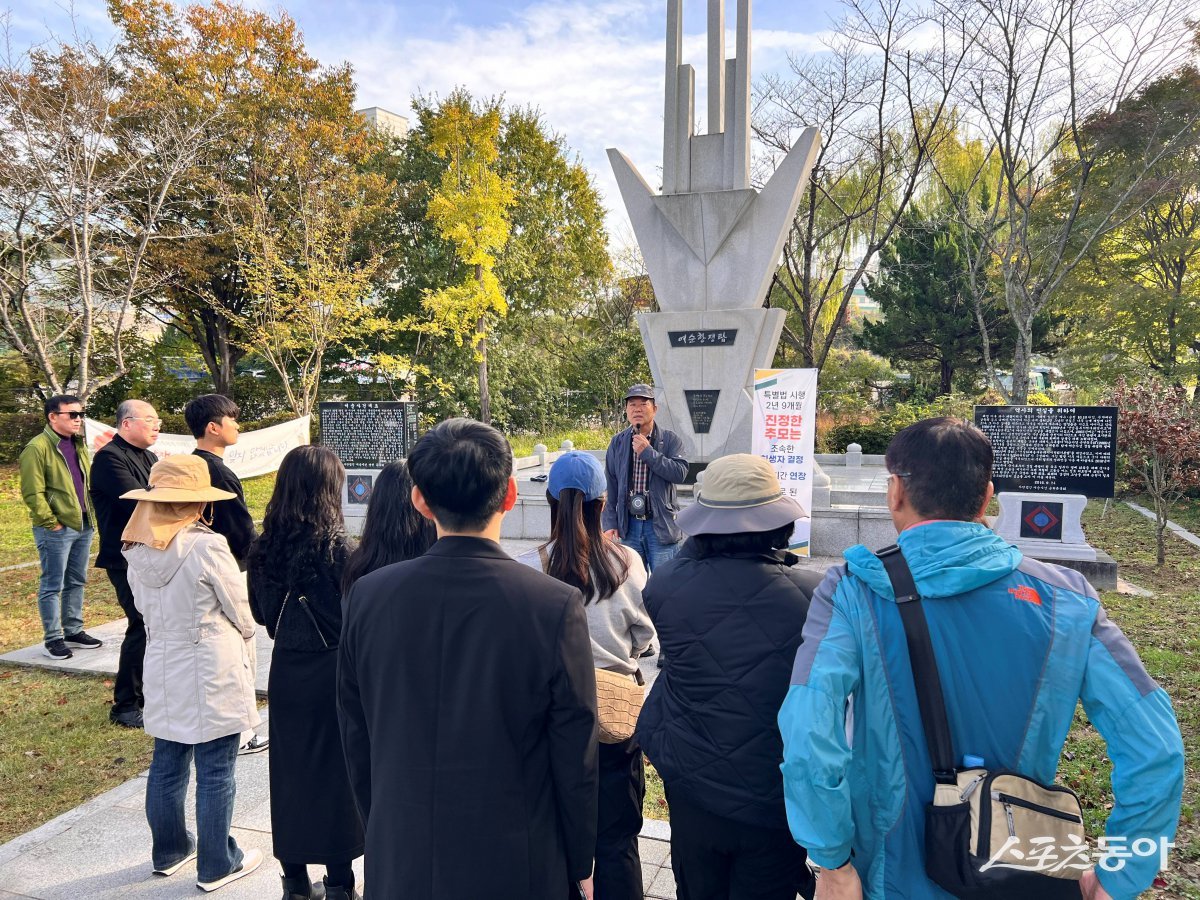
[19,395,103,660]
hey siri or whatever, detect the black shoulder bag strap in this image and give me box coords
[875,544,958,785]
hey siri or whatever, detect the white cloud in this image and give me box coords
[311,0,827,246]
[7,0,828,247]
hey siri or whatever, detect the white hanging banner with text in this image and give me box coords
[752,369,818,557]
[85,416,310,480]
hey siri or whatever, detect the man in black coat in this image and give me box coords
[89,399,161,728]
[338,418,599,900]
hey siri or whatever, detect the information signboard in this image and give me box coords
[973,405,1117,498]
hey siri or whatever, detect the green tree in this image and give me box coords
[230,150,391,417]
[108,0,378,398]
[859,209,990,395]
[1057,63,1200,393]
[934,0,1198,403]
[378,94,617,432]
[422,90,514,424]
[858,203,1063,396]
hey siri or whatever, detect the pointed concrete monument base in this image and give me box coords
[608,0,822,464]
[639,308,785,460]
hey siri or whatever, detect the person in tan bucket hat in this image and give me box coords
[636,453,819,900]
[675,452,808,535]
[121,454,264,892]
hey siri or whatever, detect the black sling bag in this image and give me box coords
[876,544,1086,898]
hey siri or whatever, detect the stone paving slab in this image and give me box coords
[0,620,276,698]
[0,709,677,899]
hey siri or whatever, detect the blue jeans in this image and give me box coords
[622,516,681,574]
[32,524,93,642]
[146,734,243,883]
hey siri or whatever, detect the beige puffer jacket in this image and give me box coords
[124,524,260,744]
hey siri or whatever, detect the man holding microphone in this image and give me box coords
[601,384,689,574]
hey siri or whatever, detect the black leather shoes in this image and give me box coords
[110,708,144,729]
[282,876,326,899]
[323,878,360,900]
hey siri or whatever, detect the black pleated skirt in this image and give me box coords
[267,647,365,864]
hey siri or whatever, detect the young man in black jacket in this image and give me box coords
[90,399,161,728]
[338,418,600,900]
[184,394,256,568]
[184,393,265,754]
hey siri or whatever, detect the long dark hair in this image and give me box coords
[542,489,630,603]
[249,445,347,587]
[342,461,437,594]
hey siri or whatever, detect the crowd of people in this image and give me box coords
[16,386,1186,900]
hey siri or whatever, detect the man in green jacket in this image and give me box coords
[19,395,103,660]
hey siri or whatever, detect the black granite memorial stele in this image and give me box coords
[973,405,1117,498]
[684,390,720,435]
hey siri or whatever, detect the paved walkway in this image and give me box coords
[1125,501,1200,550]
[0,738,679,899]
[0,539,839,899]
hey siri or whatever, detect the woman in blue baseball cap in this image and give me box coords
[520,450,656,900]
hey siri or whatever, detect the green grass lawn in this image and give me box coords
[1079,500,1200,896]
[508,426,615,457]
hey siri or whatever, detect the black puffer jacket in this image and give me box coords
[636,544,819,829]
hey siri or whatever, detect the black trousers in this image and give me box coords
[665,789,815,900]
[107,568,145,715]
[595,737,646,900]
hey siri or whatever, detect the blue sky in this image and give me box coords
[7,0,844,241]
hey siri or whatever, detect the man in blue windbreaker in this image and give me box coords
[779,417,1183,900]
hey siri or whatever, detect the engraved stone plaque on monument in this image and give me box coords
[974,405,1119,584]
[608,0,821,462]
[319,401,419,532]
[684,390,720,434]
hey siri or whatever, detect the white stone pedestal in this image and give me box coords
[992,492,1096,561]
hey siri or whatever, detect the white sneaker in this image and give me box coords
[197,847,263,892]
[152,847,196,877]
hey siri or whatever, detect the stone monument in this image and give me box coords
[608,0,821,462]
[319,401,419,534]
[975,404,1119,589]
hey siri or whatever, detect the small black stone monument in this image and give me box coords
[320,401,419,531]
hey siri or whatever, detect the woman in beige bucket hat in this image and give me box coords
[636,454,819,900]
[121,454,264,891]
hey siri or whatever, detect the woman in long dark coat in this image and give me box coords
[248,446,363,900]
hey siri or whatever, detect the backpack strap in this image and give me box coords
[875,544,958,785]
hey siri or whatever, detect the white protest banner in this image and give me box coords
[752,369,818,556]
[85,416,310,480]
